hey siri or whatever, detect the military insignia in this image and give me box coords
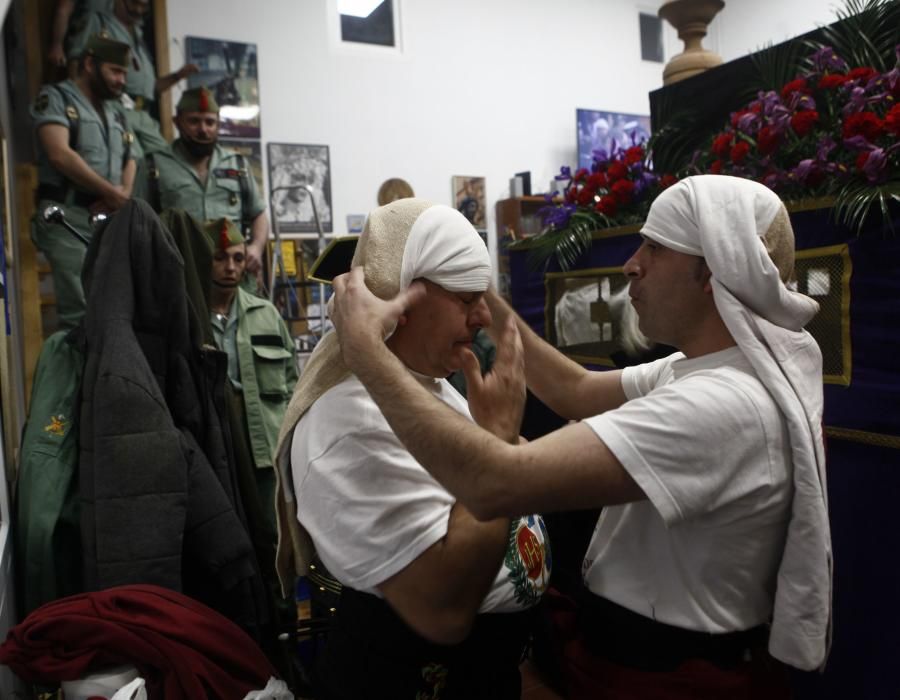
[99,29,110,38]
[43,414,68,437]
[229,192,239,206]
[504,520,548,606]
[65,105,79,121]
[123,132,134,144]
[416,662,448,700]
[35,93,49,113]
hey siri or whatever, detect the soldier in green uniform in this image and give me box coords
[69,0,198,155]
[206,217,297,533]
[146,87,271,287]
[31,34,136,330]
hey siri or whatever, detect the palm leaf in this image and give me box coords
[832,179,900,235]
[807,0,900,72]
[519,210,604,271]
[748,38,808,98]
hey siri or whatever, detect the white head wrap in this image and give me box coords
[271,199,491,594]
[641,174,832,671]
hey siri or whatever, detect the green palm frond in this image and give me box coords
[749,38,808,97]
[833,179,900,235]
[807,0,900,72]
[517,210,605,272]
[646,107,705,175]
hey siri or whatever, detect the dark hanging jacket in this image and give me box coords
[78,200,267,632]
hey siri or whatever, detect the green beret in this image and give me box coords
[204,218,245,252]
[83,34,131,68]
[177,86,219,114]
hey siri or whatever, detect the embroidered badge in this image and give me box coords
[504,520,547,606]
[35,93,49,113]
[416,662,448,700]
[65,105,79,121]
[43,414,68,437]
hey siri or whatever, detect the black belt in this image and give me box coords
[578,588,768,672]
[36,184,96,208]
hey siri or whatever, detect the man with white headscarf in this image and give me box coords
[273,198,550,699]
[329,175,832,699]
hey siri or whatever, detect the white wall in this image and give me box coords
[166,0,842,261]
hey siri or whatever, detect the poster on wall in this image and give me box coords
[219,138,263,193]
[267,143,334,234]
[185,36,260,138]
[576,109,651,170]
[451,175,487,233]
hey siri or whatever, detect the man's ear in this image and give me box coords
[396,313,408,327]
[700,261,714,294]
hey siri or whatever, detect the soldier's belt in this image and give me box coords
[36,184,95,208]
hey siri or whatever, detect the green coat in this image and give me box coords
[148,141,266,227]
[215,287,297,469]
[14,331,84,616]
[30,79,134,329]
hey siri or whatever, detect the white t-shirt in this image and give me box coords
[291,373,550,613]
[582,346,793,633]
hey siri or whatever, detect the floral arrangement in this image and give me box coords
[527,141,679,269]
[691,44,900,221]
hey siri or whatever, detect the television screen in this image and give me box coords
[576,109,652,170]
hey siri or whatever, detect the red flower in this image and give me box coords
[576,187,595,206]
[607,161,628,181]
[564,188,578,204]
[611,179,635,205]
[842,111,883,141]
[730,142,750,163]
[855,151,870,172]
[587,171,608,190]
[780,78,808,99]
[847,67,877,83]
[711,132,733,157]
[818,74,848,90]
[884,103,900,136]
[791,110,819,137]
[710,159,724,174]
[595,195,618,217]
[623,146,645,165]
[757,126,781,155]
[573,168,589,183]
[659,174,678,189]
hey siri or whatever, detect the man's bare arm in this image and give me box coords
[331,268,645,519]
[377,503,509,644]
[244,211,268,275]
[38,124,128,209]
[484,289,627,420]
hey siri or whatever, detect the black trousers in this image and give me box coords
[318,586,533,699]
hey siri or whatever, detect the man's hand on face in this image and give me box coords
[460,315,526,444]
[331,266,425,368]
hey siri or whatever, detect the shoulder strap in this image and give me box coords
[146,152,161,212]
[237,153,252,231]
[112,108,132,165]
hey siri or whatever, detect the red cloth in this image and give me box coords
[0,585,277,700]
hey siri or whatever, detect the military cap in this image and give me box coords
[83,34,131,68]
[204,217,245,252]
[177,86,220,114]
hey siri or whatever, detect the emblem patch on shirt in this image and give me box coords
[504,517,549,606]
[35,93,49,113]
[43,414,68,437]
[416,662,448,700]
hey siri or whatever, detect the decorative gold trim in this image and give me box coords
[785,196,838,214]
[825,426,900,449]
[796,244,852,386]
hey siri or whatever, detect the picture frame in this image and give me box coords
[185,37,261,138]
[451,175,487,232]
[267,143,334,234]
[576,109,651,170]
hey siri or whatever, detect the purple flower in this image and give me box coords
[810,46,848,74]
[842,86,867,116]
[789,93,817,112]
[791,159,817,183]
[859,148,887,183]
[816,135,837,161]
[591,148,609,163]
[555,166,572,181]
[843,134,873,151]
[540,203,577,229]
[736,111,760,132]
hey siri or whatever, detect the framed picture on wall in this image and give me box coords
[576,108,651,169]
[267,143,334,234]
[219,138,263,193]
[185,36,260,138]
[451,175,487,233]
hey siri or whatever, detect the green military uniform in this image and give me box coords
[31,42,135,329]
[208,218,297,532]
[70,10,165,155]
[63,0,115,58]
[14,330,85,616]
[149,141,266,226]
